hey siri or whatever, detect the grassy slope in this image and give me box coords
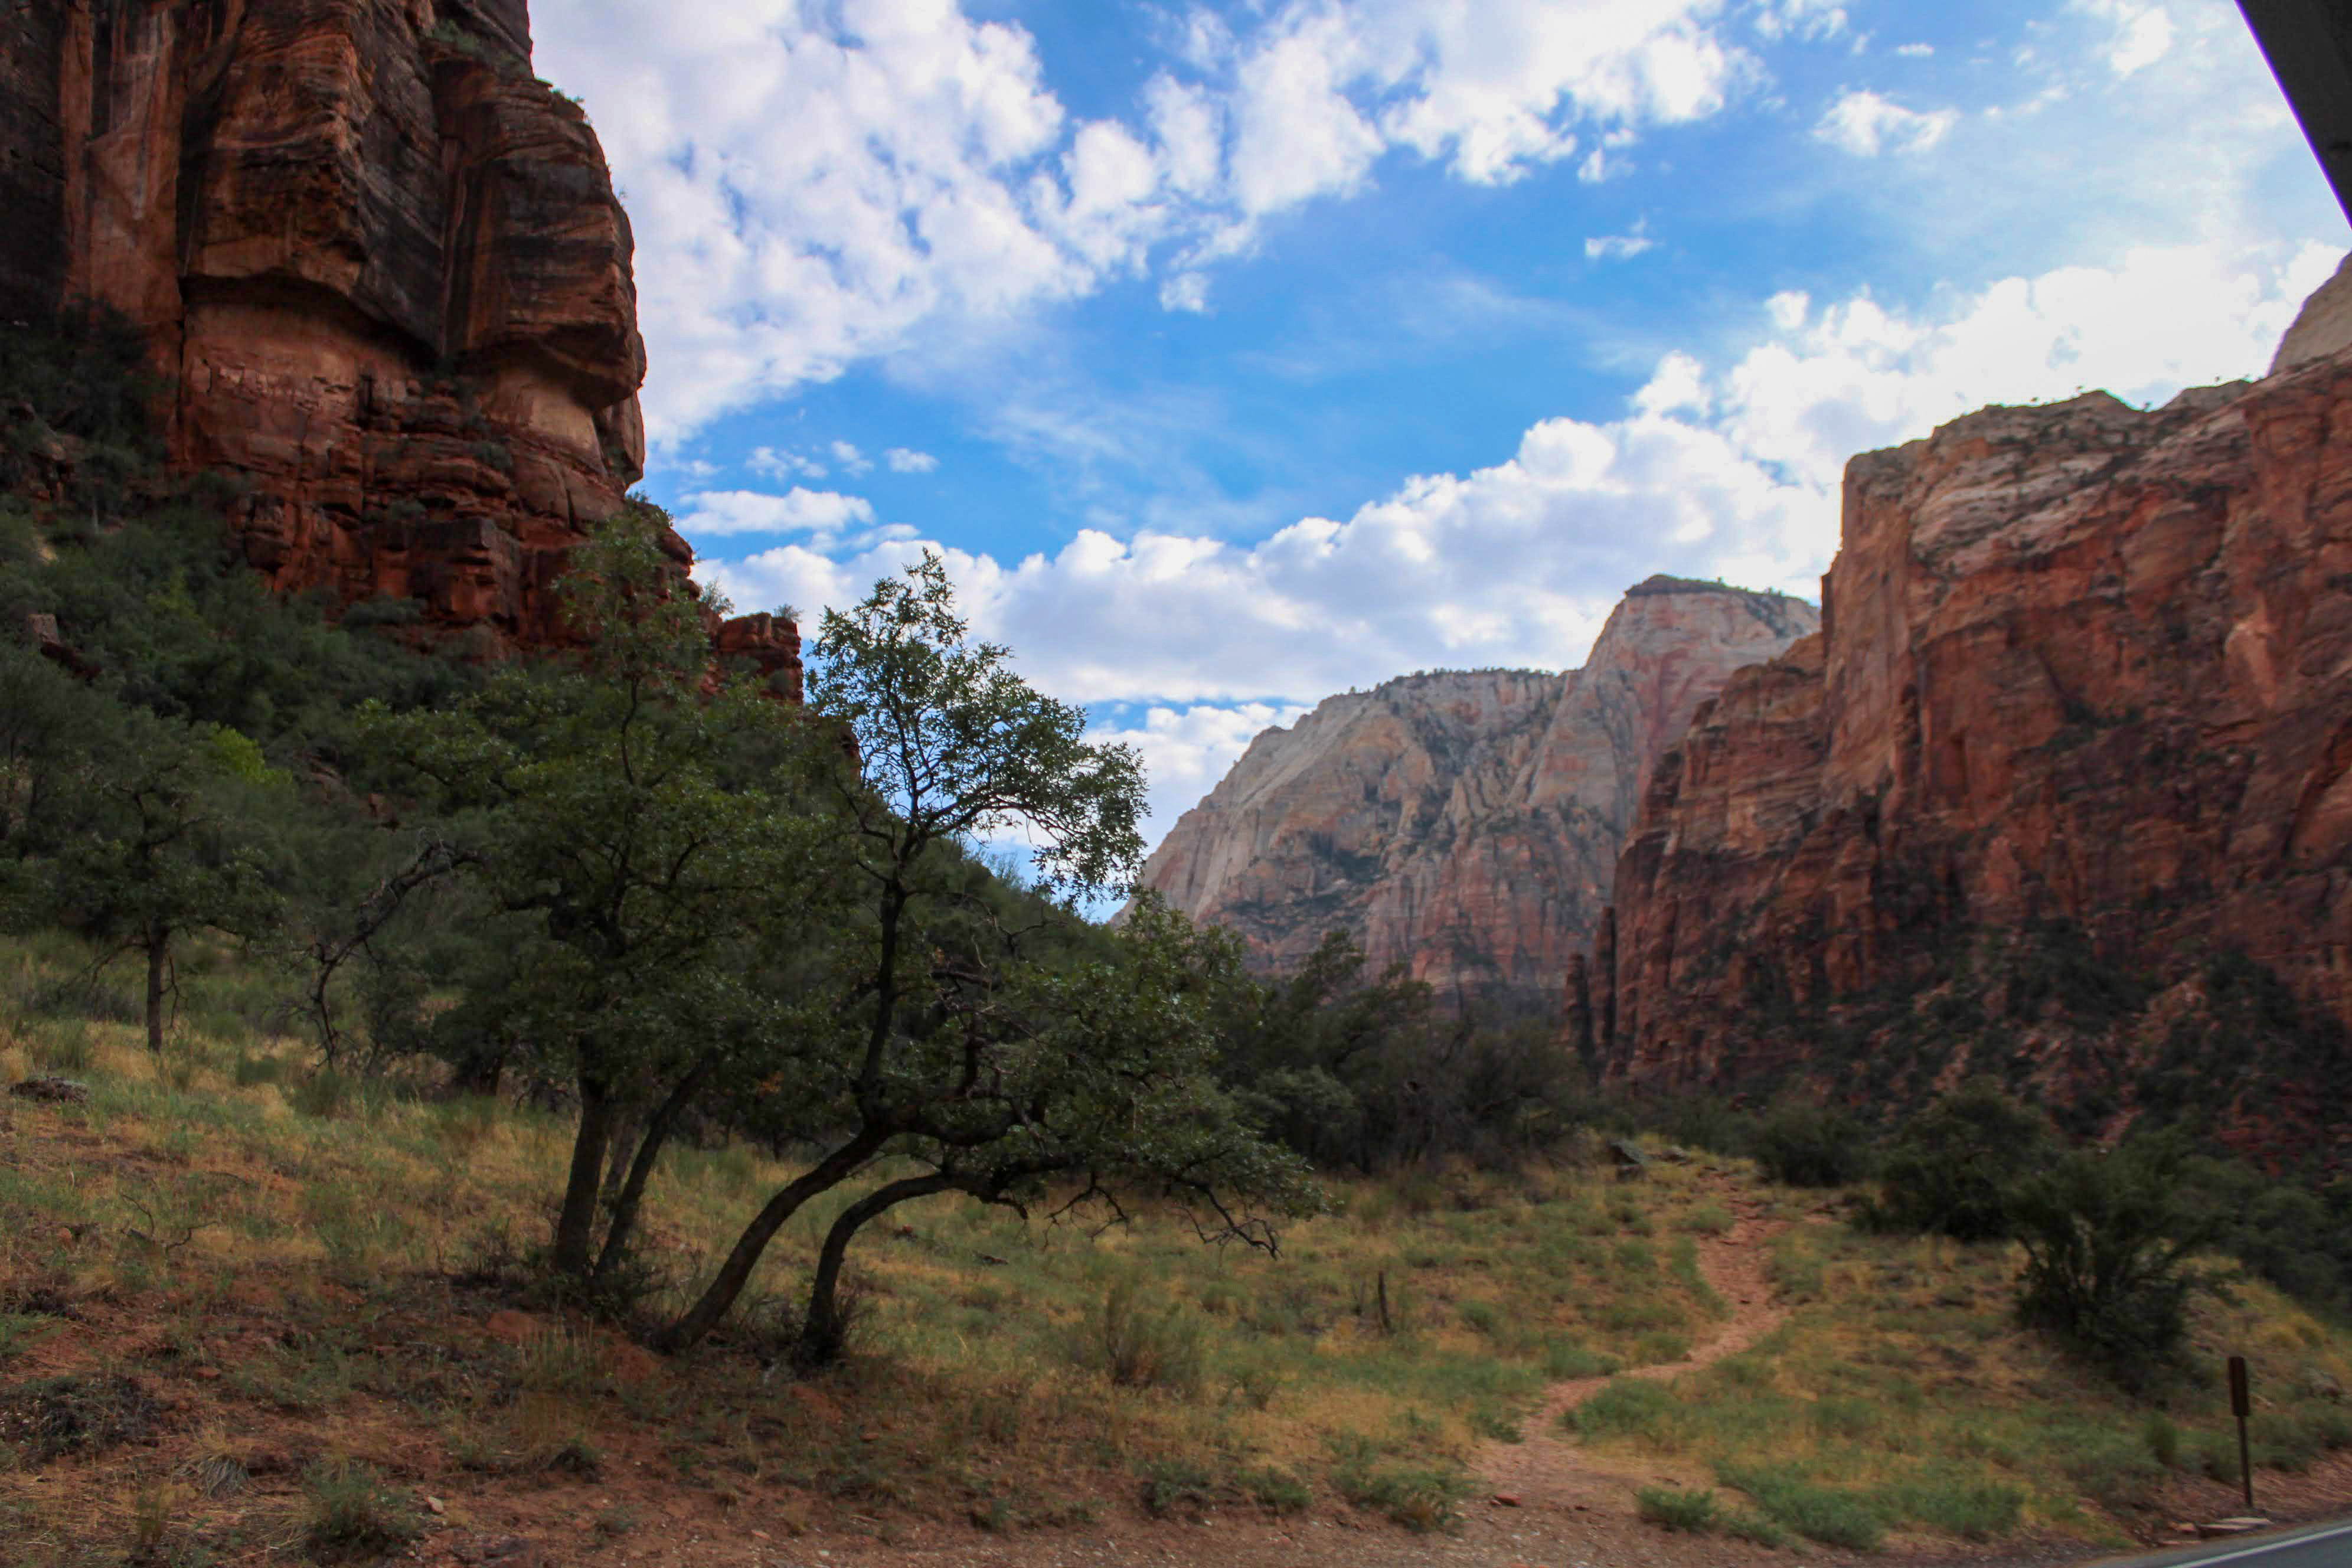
[2,936,2350,1566]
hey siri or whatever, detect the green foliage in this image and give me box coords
[1753,1100,1874,1187]
[1716,1461,1885,1550]
[300,1461,422,1563]
[1635,1484,1717,1530]
[360,505,841,1282]
[1870,1080,2054,1241]
[2010,1131,2225,1389]
[664,553,1315,1358]
[1216,929,1587,1172]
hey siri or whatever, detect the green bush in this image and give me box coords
[1753,1100,1874,1187]
[2010,1131,2223,1389]
[1871,1079,2052,1241]
[1718,1461,1884,1550]
[301,1461,422,1562]
[1635,1484,1717,1531]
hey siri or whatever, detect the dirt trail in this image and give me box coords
[1478,1178,1789,1512]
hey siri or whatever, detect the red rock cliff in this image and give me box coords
[1583,284,2352,1145]
[0,0,796,688]
[1134,580,1817,1017]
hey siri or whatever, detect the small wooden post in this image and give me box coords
[1376,1268,1393,1336]
[2229,1354,2255,1513]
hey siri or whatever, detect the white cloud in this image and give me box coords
[2076,0,2174,77]
[710,239,2330,705]
[829,441,874,476]
[1159,271,1211,313]
[1585,227,1655,262]
[678,487,876,537]
[1815,87,1958,155]
[884,447,941,474]
[1893,42,1933,58]
[532,0,1790,445]
[748,446,826,481]
[1755,0,1848,43]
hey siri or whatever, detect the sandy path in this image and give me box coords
[1476,1178,1789,1513]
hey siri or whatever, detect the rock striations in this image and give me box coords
[0,0,795,685]
[1581,276,2352,1147]
[1134,581,1817,1018]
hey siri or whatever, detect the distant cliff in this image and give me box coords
[1133,580,1818,1017]
[0,0,794,685]
[1579,267,2352,1153]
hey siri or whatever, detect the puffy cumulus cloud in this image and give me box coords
[884,447,940,474]
[1815,88,1958,155]
[707,238,2330,699]
[534,0,1787,443]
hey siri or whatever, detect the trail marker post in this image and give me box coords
[2229,1354,2254,1513]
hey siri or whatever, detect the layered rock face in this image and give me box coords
[1584,295,2352,1145]
[1135,581,1817,1017]
[0,0,796,685]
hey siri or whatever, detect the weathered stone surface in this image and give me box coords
[0,0,794,681]
[1587,298,2352,1144]
[1134,581,1816,1017]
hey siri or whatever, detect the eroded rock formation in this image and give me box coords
[1583,281,2352,1149]
[1135,580,1817,1017]
[0,0,795,687]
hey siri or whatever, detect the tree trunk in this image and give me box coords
[798,1172,953,1364]
[553,1075,619,1279]
[143,929,167,1055]
[659,1126,888,1353]
[592,1056,716,1286]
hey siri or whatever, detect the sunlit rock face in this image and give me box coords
[1133,580,1817,1018]
[1584,266,2352,1152]
[0,0,796,687]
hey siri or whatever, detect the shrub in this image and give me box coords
[1718,1461,1884,1550]
[2010,1131,2223,1389]
[301,1461,422,1562]
[1083,1278,1205,1397]
[1636,1484,1718,1530]
[1753,1100,1873,1187]
[1871,1079,2053,1241]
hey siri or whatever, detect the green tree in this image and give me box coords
[359,508,841,1286]
[2010,1131,2226,1389]
[1871,1079,2053,1241]
[661,554,1314,1358]
[0,655,285,1053]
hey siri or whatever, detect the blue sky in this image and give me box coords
[531,0,2343,850]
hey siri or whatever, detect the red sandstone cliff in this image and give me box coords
[1134,580,1817,1017]
[0,0,795,688]
[1580,277,2352,1147]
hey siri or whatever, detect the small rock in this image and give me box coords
[423,1495,446,1517]
[1491,1492,1523,1507]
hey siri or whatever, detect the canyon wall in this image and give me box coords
[0,0,794,685]
[1135,580,1817,1017]
[1580,287,2352,1148]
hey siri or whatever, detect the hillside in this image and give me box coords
[6,943,2352,1567]
[1576,261,2352,1159]
[1133,579,1817,1017]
